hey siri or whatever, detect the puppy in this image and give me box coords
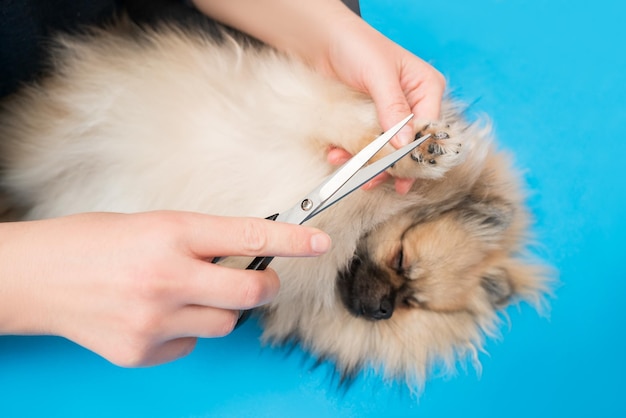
[0,18,549,389]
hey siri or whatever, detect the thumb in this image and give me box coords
[367,73,415,149]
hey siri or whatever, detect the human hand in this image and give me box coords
[190,0,445,194]
[320,14,445,145]
[321,13,446,194]
[0,211,330,366]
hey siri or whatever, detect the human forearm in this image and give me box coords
[0,221,53,335]
[0,212,330,365]
[190,0,359,72]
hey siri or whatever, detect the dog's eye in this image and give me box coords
[392,248,404,274]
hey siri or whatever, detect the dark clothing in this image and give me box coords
[0,0,117,97]
[0,0,360,98]
[0,0,202,97]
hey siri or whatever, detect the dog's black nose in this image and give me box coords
[361,298,394,320]
[375,299,394,319]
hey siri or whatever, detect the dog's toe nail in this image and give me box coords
[411,153,423,163]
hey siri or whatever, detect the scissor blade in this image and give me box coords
[273,114,415,226]
[318,114,414,202]
[308,133,432,219]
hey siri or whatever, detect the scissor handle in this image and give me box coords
[245,255,274,271]
[235,252,272,328]
[210,213,279,266]
[235,213,279,327]
[244,212,279,269]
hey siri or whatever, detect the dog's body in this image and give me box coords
[0,19,548,388]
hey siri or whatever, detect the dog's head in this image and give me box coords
[337,198,527,320]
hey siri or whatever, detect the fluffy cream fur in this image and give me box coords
[0,21,549,389]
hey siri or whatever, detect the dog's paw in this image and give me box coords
[388,122,464,180]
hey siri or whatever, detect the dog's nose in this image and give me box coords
[376,299,394,319]
[362,298,394,320]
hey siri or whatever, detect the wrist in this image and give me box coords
[0,221,46,335]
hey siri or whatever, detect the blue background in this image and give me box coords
[2,0,625,416]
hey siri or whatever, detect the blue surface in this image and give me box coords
[2,0,625,416]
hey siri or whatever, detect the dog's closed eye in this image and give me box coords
[389,247,424,280]
[391,247,404,274]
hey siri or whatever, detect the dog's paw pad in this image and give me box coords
[389,123,464,179]
[411,126,461,164]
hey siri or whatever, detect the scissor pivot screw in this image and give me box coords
[301,199,313,211]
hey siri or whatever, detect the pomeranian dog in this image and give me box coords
[0,12,549,389]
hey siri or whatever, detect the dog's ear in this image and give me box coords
[481,266,514,307]
[457,198,515,244]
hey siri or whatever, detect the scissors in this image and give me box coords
[214,114,432,325]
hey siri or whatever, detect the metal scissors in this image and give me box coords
[215,114,432,325]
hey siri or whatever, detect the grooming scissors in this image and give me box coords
[214,114,432,325]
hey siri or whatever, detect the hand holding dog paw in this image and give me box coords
[318,4,445,194]
[320,14,446,148]
[192,0,444,194]
[0,211,330,366]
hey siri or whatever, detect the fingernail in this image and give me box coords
[311,232,332,254]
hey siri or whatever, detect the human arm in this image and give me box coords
[0,211,330,366]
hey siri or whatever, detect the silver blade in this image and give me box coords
[307,133,432,219]
[274,114,414,226]
[318,114,414,201]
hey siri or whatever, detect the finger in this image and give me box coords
[184,214,331,258]
[162,305,240,339]
[367,70,415,149]
[135,337,198,367]
[361,172,391,190]
[327,147,352,165]
[394,178,415,195]
[406,68,446,122]
[328,150,393,191]
[183,261,280,310]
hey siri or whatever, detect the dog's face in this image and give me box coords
[337,199,518,320]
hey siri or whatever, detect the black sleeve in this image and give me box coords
[0,0,360,98]
[343,0,361,16]
[0,0,118,97]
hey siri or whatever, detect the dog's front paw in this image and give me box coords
[388,122,464,179]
